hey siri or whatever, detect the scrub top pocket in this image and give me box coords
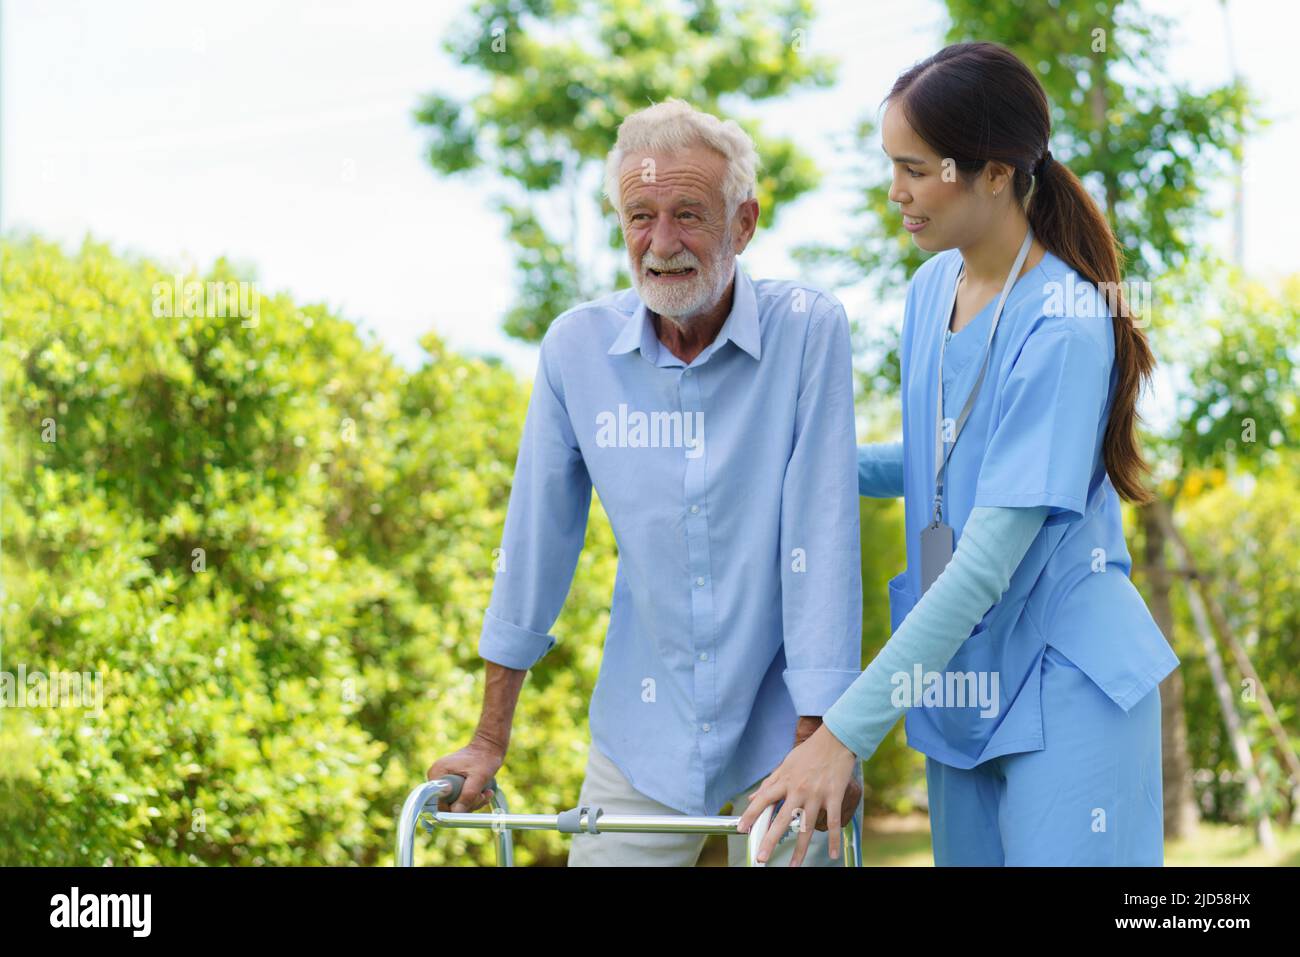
[887,570,918,634]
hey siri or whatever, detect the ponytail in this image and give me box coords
[1027,153,1156,504]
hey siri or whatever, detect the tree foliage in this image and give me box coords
[0,234,618,865]
[796,0,1252,392]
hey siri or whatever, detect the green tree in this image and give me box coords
[800,0,1249,297]
[0,234,618,865]
[1146,267,1300,836]
[1174,457,1300,829]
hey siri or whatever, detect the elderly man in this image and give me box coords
[427,99,863,866]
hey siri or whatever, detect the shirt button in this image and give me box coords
[690,505,700,514]
[699,652,708,661]
[683,369,693,377]
[695,577,705,587]
[701,723,711,732]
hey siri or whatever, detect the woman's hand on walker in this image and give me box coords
[736,724,860,865]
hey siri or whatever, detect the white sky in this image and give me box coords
[3,0,1295,381]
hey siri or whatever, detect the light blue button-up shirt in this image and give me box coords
[478,264,862,816]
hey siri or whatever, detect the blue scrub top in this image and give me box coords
[894,247,1180,769]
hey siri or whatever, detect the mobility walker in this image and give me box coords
[396,773,863,867]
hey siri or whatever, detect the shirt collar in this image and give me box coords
[608,263,762,363]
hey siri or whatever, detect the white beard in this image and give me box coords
[632,245,735,325]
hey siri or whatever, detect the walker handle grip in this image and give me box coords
[434,774,499,807]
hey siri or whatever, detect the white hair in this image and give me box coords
[602,98,760,219]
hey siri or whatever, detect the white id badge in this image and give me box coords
[919,521,954,595]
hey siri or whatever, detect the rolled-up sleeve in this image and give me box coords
[479,327,592,670]
[779,298,863,714]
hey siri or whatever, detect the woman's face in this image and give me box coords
[881,101,997,253]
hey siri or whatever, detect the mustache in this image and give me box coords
[641,250,703,272]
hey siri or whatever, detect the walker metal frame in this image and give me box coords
[396,774,862,867]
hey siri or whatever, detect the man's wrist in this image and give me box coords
[794,715,823,745]
[471,727,510,757]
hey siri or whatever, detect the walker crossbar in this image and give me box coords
[397,775,863,867]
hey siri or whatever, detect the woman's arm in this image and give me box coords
[858,441,904,498]
[821,503,1049,761]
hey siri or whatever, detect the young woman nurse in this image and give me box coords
[738,41,1180,866]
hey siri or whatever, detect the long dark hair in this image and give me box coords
[888,41,1155,504]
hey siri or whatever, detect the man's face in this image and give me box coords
[617,145,753,323]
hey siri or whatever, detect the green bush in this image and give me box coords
[0,234,619,864]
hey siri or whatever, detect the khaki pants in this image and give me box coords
[567,744,862,867]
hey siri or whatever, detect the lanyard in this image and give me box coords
[930,227,1034,526]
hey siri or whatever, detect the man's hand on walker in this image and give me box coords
[425,735,506,813]
[735,724,860,865]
